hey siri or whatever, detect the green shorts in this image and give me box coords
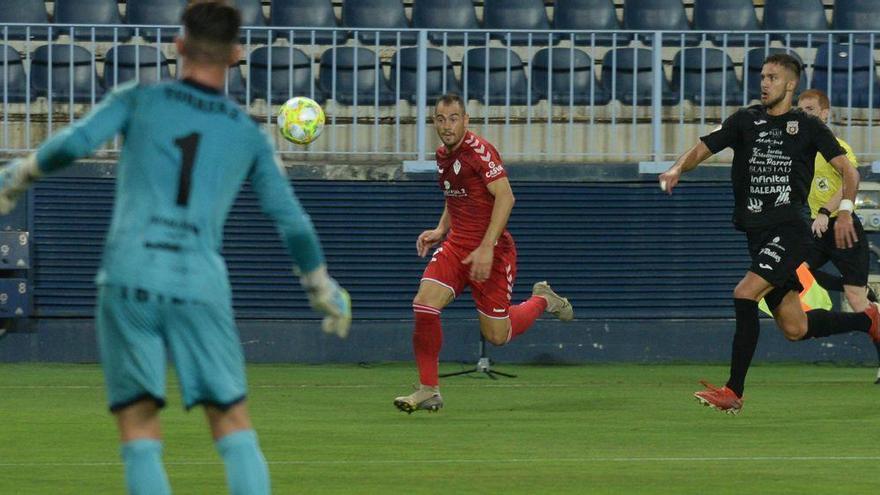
[96,285,246,411]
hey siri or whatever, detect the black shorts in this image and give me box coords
[805,214,869,287]
[746,221,810,293]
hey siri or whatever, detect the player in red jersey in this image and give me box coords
[394,94,574,414]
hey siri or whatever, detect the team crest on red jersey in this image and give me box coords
[453,159,461,175]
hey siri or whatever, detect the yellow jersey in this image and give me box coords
[808,136,858,218]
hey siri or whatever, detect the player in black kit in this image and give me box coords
[659,53,880,414]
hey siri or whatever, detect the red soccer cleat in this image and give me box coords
[864,303,880,343]
[694,380,743,415]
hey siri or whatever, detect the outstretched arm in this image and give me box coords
[0,83,136,213]
[658,141,713,195]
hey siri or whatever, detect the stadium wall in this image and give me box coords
[1,161,879,364]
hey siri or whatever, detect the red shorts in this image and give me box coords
[421,239,517,319]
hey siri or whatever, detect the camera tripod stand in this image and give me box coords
[439,334,516,380]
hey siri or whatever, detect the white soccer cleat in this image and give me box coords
[393,386,443,414]
[532,281,574,321]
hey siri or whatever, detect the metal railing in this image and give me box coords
[1,24,879,164]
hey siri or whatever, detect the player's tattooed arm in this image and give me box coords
[829,153,859,249]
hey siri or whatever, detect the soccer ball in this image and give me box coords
[277,97,325,145]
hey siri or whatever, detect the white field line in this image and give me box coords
[1,456,879,468]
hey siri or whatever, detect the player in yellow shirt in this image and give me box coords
[798,88,880,381]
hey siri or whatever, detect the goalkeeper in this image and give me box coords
[0,2,350,494]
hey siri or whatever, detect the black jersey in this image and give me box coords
[700,105,845,231]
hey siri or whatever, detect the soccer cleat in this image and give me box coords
[864,302,880,343]
[532,281,574,321]
[694,380,743,415]
[393,386,443,414]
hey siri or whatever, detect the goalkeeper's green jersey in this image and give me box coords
[34,80,325,299]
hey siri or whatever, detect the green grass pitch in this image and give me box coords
[1,363,878,494]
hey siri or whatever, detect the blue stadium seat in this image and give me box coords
[623,0,700,46]
[391,47,461,104]
[482,0,555,46]
[126,0,185,42]
[249,46,322,104]
[0,45,32,102]
[342,0,418,46]
[552,0,632,47]
[601,48,678,105]
[762,0,828,47]
[412,0,485,46]
[693,0,763,47]
[744,47,807,101]
[223,64,247,103]
[671,48,742,105]
[32,44,104,102]
[233,0,269,43]
[54,0,132,42]
[811,43,880,108]
[0,0,56,41]
[832,0,880,45]
[530,48,610,105]
[463,48,539,105]
[103,45,172,88]
[270,0,348,45]
[319,47,397,105]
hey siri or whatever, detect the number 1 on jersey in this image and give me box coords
[174,132,201,206]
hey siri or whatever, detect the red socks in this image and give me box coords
[412,304,443,387]
[508,296,547,343]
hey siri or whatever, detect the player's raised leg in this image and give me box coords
[394,279,454,414]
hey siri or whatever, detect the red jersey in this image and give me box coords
[435,131,513,251]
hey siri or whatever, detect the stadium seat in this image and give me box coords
[249,46,322,104]
[530,48,610,105]
[462,48,540,105]
[233,0,269,43]
[831,0,880,45]
[482,0,555,46]
[270,0,348,45]
[319,47,397,105]
[811,43,880,108]
[412,0,486,46]
[342,0,418,46]
[622,0,700,46]
[103,45,172,88]
[391,47,461,104]
[223,63,247,103]
[125,0,186,42]
[32,44,104,102]
[762,0,828,47]
[601,47,678,105]
[744,47,807,101]
[53,0,132,42]
[0,0,55,41]
[0,45,33,102]
[552,0,632,47]
[671,48,742,106]
[692,0,763,47]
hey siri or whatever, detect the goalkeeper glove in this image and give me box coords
[0,154,41,215]
[299,265,352,339]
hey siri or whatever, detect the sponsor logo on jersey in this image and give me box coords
[759,248,781,263]
[485,161,504,179]
[817,177,830,192]
[759,263,773,270]
[754,119,767,125]
[786,120,799,135]
[492,308,506,313]
[747,197,763,213]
